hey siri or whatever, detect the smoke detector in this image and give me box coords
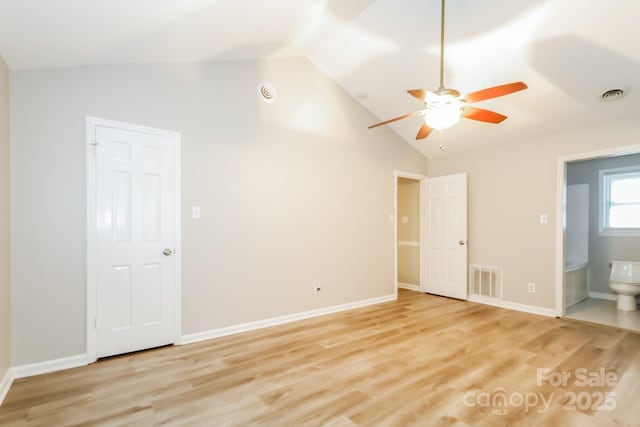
[257,82,277,103]
[600,88,626,102]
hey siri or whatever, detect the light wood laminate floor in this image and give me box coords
[1,290,639,426]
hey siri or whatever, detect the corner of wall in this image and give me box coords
[0,51,12,406]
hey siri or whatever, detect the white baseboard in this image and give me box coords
[181,294,397,345]
[12,354,88,379]
[0,368,13,407]
[588,291,617,301]
[398,282,420,291]
[468,295,558,317]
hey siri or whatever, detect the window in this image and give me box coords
[600,166,640,235]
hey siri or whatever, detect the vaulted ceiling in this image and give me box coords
[0,0,638,158]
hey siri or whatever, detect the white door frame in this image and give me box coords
[554,143,640,317]
[394,171,426,298]
[86,116,182,363]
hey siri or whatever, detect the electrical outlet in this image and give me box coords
[314,282,321,293]
[528,283,536,293]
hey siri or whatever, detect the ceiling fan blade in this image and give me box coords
[416,124,433,140]
[462,106,507,124]
[368,111,421,129]
[464,82,528,103]
[407,89,428,101]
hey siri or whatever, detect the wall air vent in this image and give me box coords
[469,265,503,300]
[600,88,625,102]
[257,82,277,104]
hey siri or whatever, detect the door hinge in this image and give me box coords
[94,317,97,330]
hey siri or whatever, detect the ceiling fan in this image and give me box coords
[368,0,527,141]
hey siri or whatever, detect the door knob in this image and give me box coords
[458,240,466,246]
[163,248,174,256]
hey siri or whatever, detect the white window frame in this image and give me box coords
[599,165,640,236]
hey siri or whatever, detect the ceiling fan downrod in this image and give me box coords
[439,0,445,91]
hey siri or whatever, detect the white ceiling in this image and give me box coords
[0,0,639,158]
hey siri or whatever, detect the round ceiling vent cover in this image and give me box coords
[600,88,625,102]
[257,82,277,103]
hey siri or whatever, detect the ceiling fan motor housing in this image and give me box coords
[435,87,461,98]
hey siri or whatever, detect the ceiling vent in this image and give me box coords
[600,88,625,102]
[257,82,277,103]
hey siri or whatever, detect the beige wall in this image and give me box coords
[397,180,420,285]
[10,58,428,365]
[428,118,640,310]
[397,180,420,241]
[567,154,640,294]
[0,54,10,377]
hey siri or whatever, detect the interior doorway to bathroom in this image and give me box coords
[557,146,640,332]
[395,173,423,293]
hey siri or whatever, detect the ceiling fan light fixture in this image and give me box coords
[366,0,527,140]
[423,93,463,130]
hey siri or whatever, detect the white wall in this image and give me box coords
[428,117,640,309]
[10,58,428,365]
[0,53,10,381]
[567,154,640,294]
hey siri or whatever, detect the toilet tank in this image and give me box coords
[610,261,640,283]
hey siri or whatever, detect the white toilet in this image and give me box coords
[609,261,640,311]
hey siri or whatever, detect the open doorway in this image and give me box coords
[394,171,469,300]
[556,145,640,332]
[394,171,425,296]
[396,175,422,292]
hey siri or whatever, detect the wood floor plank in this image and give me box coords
[1,289,639,426]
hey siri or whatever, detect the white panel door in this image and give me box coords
[95,124,176,358]
[421,173,468,299]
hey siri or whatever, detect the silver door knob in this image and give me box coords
[458,240,466,246]
[163,248,174,256]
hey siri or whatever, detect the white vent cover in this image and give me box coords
[600,88,625,102]
[469,265,503,299]
[257,81,277,103]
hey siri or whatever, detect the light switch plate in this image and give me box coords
[539,214,548,224]
[192,206,201,219]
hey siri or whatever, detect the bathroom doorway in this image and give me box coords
[557,146,640,332]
